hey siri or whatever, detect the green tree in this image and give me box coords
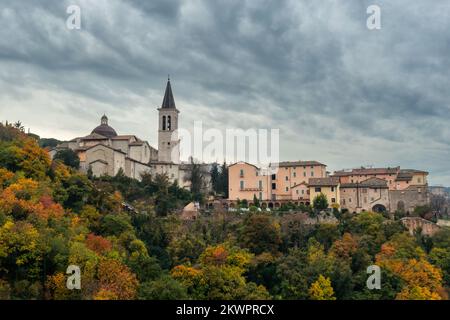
[313,193,328,211]
[241,214,281,255]
[138,275,188,300]
[53,149,80,169]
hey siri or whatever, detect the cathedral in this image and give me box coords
[50,78,205,189]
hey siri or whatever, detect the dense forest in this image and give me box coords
[0,122,449,300]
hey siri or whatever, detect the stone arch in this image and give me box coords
[268,202,274,209]
[275,202,281,209]
[372,204,387,213]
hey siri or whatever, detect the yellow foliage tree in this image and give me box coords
[308,275,336,300]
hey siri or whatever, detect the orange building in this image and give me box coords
[228,160,327,207]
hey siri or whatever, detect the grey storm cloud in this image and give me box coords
[0,0,450,184]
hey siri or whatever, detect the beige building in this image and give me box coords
[50,79,210,190]
[308,177,340,208]
[340,177,390,213]
[332,167,429,213]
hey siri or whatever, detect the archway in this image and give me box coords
[372,204,386,213]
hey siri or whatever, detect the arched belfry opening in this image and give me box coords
[157,77,180,164]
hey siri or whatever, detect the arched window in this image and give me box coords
[162,116,166,130]
[167,116,171,130]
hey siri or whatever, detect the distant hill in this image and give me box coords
[38,137,62,149]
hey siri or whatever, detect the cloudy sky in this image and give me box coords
[0,0,449,185]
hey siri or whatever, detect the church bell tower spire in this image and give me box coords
[157,77,180,164]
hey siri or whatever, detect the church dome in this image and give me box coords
[91,115,118,138]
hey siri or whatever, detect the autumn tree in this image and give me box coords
[240,213,281,255]
[309,275,336,300]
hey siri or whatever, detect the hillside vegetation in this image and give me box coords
[0,123,449,300]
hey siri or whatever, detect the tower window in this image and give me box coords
[162,116,166,130]
[167,116,171,130]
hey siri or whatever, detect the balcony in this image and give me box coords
[241,187,263,191]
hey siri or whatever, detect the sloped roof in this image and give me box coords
[334,167,400,176]
[309,177,340,187]
[341,177,388,188]
[162,79,176,109]
[275,161,326,167]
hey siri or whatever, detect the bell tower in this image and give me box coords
[158,77,180,163]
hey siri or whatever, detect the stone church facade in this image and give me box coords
[50,79,209,189]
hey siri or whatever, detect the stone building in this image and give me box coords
[227,163,430,213]
[340,177,390,213]
[50,78,211,190]
[332,167,429,213]
[400,217,441,236]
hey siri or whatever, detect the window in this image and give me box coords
[256,170,259,176]
[240,169,244,177]
[285,176,289,181]
[285,187,289,192]
[311,172,314,177]
[272,183,276,190]
[240,181,244,190]
[303,172,306,177]
[342,199,346,205]
[418,178,422,183]
[315,187,321,192]
[271,174,276,180]
[167,116,171,130]
[349,198,352,203]
[259,192,262,200]
[301,190,304,195]
[331,198,336,203]
[296,190,299,195]
[162,116,166,130]
[259,180,263,189]
[331,187,335,192]
[293,172,296,178]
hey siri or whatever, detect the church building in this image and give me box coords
[50,78,203,188]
